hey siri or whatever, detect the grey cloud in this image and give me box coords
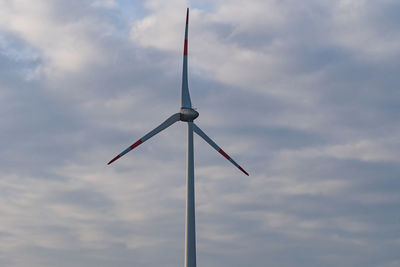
[0,0,400,266]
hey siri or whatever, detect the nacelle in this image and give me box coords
[180,108,199,121]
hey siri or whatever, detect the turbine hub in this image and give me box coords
[180,107,199,122]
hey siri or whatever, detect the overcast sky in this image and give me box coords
[1,0,400,266]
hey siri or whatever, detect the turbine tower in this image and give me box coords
[108,8,248,267]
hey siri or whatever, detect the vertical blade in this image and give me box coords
[181,8,192,108]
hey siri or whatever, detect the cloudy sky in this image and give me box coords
[1,0,400,266]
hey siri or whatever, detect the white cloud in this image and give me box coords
[331,0,400,61]
[91,0,118,9]
[0,0,110,75]
[277,138,400,163]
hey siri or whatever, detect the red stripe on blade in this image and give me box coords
[219,149,230,160]
[238,166,249,176]
[184,40,188,55]
[108,155,120,165]
[130,139,143,150]
[186,8,189,24]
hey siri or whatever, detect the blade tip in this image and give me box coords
[238,166,249,176]
[107,155,120,165]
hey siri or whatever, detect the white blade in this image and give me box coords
[181,8,192,108]
[193,123,249,176]
[108,113,181,165]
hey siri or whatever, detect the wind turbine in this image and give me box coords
[108,8,248,267]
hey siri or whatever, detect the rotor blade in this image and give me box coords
[108,113,181,165]
[193,123,249,176]
[181,8,192,108]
